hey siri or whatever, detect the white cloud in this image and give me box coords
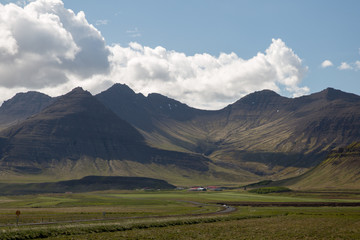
[0,24,18,57]
[321,60,333,68]
[106,38,308,109]
[0,0,309,110]
[338,62,352,70]
[336,59,360,71]
[0,0,110,89]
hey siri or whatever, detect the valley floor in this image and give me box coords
[59,213,360,240]
[0,190,359,239]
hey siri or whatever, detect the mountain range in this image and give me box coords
[0,84,359,187]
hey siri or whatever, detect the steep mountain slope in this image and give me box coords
[95,84,154,131]
[204,88,360,170]
[96,84,207,129]
[1,85,359,185]
[96,84,212,152]
[0,91,53,129]
[0,87,144,165]
[276,141,360,190]
[0,88,211,184]
[97,85,360,178]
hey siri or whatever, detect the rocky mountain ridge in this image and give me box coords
[0,85,359,184]
[0,88,209,183]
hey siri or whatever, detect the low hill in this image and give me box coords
[276,142,360,190]
[0,176,176,195]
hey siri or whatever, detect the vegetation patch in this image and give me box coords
[77,213,360,240]
[244,180,273,188]
[0,176,175,195]
[0,215,271,240]
[0,190,359,239]
[1,207,360,240]
[248,186,292,194]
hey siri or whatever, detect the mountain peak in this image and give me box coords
[39,87,95,116]
[70,86,85,92]
[321,87,342,98]
[315,87,360,102]
[97,84,147,104]
[246,89,281,98]
[109,83,136,95]
[1,91,51,109]
[65,87,92,97]
[0,91,53,126]
[235,89,284,106]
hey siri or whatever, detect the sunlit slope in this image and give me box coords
[197,88,360,176]
[278,142,360,190]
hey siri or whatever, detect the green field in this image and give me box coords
[0,190,359,239]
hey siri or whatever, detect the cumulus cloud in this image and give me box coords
[106,38,308,109]
[338,62,352,70]
[337,60,360,71]
[321,60,333,68]
[0,0,110,89]
[0,0,309,110]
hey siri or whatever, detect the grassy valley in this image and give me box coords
[0,189,359,239]
[0,1,359,239]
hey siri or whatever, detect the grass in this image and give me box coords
[67,212,359,240]
[1,207,359,239]
[0,191,222,226]
[1,189,359,209]
[0,190,359,239]
[0,161,259,187]
[274,141,360,190]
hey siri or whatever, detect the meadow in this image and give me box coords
[0,189,359,239]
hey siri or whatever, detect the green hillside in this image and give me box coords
[277,142,360,190]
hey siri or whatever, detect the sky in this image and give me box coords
[0,0,359,110]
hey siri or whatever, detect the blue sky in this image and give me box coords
[0,0,359,109]
[62,0,360,93]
